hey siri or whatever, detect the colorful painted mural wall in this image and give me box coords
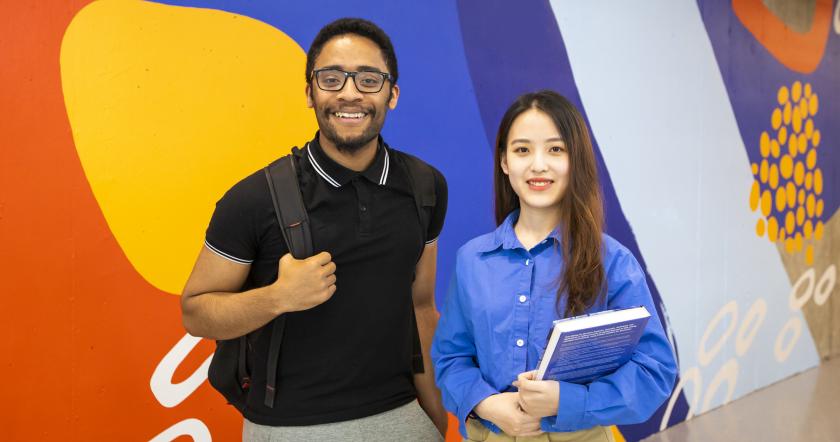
[1,1,838,440]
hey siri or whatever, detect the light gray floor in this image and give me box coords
[643,357,840,442]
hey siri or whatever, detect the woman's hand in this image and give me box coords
[474,392,543,437]
[513,370,560,418]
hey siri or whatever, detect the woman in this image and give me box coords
[432,91,677,442]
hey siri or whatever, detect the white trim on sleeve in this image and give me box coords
[204,240,253,265]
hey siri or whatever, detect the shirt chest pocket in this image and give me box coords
[464,272,517,355]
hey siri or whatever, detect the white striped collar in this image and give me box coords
[305,138,391,187]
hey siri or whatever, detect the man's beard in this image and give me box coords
[317,106,384,154]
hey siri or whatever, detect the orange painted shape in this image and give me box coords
[440,415,627,441]
[445,413,462,441]
[732,0,833,74]
[1,1,255,440]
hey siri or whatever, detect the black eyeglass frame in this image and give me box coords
[311,68,394,94]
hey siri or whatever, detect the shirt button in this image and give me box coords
[360,205,367,212]
[516,339,525,347]
[519,295,527,303]
[525,259,530,266]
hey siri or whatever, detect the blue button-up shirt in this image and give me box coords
[432,212,677,437]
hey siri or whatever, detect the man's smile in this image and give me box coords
[332,111,369,125]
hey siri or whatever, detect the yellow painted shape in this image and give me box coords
[794,161,805,185]
[806,149,817,170]
[775,187,786,212]
[768,216,779,242]
[777,85,789,105]
[760,132,770,158]
[792,107,802,133]
[749,180,760,211]
[798,133,808,154]
[786,182,796,209]
[610,426,626,442]
[780,155,793,179]
[778,126,787,145]
[814,168,823,194]
[61,1,317,294]
[785,211,795,233]
[792,81,802,102]
[756,218,766,236]
[761,190,772,217]
[787,136,797,158]
[769,163,779,189]
[771,108,782,129]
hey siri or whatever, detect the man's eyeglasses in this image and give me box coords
[312,68,393,94]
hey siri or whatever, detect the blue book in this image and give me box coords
[535,306,650,383]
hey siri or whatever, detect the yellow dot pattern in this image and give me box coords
[750,81,824,265]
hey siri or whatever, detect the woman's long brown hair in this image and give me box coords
[493,90,606,317]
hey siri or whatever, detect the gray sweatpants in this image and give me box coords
[242,400,444,442]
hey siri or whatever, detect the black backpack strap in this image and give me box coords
[237,335,250,390]
[394,149,437,374]
[266,148,313,260]
[399,151,436,245]
[261,146,313,408]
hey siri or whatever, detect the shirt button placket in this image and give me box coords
[514,254,533,371]
[353,179,371,236]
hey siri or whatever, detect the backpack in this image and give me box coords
[207,144,437,411]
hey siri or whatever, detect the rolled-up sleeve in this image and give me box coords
[543,250,678,432]
[432,258,498,436]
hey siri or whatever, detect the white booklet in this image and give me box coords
[535,306,651,383]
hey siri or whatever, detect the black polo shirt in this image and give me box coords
[204,133,447,426]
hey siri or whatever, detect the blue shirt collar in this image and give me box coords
[477,210,564,253]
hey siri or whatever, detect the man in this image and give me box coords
[180,18,448,441]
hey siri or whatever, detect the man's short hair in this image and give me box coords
[305,18,399,86]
